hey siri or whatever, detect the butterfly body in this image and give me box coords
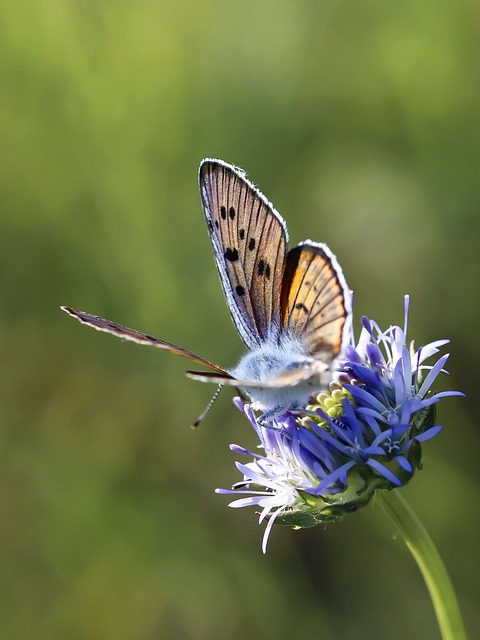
[62,159,351,424]
[230,330,326,412]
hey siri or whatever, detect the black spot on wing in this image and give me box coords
[235,285,246,296]
[248,238,255,251]
[295,302,309,313]
[225,248,239,262]
[215,220,219,229]
[239,228,245,240]
[229,206,235,220]
[256,259,271,280]
[220,206,227,220]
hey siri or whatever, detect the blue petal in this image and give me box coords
[417,354,450,397]
[366,459,403,486]
[297,428,332,461]
[344,384,388,414]
[366,342,386,369]
[309,461,356,495]
[415,425,443,442]
[396,456,413,472]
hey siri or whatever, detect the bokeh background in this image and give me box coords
[1,1,479,638]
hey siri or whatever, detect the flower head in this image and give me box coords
[217,297,463,552]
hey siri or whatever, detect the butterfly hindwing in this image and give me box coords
[61,307,230,375]
[199,159,288,349]
[280,242,351,360]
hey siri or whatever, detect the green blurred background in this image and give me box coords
[1,1,479,638]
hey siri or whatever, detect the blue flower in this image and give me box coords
[217,297,463,552]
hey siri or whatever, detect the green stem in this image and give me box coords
[380,490,467,640]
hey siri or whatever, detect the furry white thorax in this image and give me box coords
[230,332,331,412]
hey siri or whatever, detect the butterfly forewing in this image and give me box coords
[186,365,315,388]
[199,160,288,349]
[61,307,231,375]
[280,242,350,359]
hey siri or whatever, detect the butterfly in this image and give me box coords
[62,159,352,424]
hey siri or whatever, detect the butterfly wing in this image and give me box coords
[280,241,351,360]
[199,159,288,349]
[61,307,231,375]
[186,365,318,388]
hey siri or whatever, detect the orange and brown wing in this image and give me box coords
[61,306,231,376]
[280,242,350,360]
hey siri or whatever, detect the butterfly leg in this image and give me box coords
[257,407,293,437]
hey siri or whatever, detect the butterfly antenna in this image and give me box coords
[192,384,224,429]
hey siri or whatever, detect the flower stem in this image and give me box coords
[380,490,467,640]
